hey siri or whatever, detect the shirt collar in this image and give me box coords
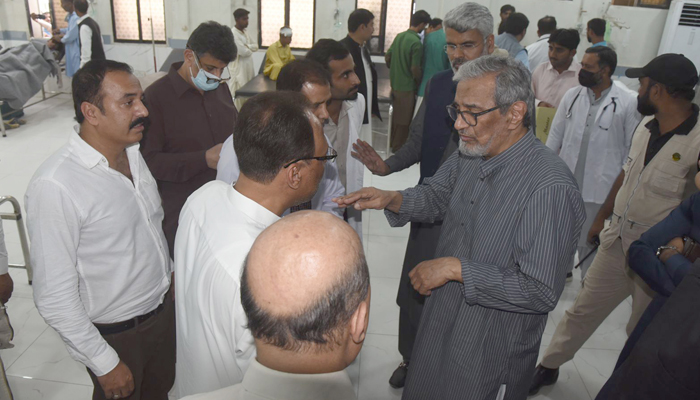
[477,131,536,179]
[228,187,280,228]
[76,14,89,23]
[645,103,700,137]
[69,126,142,170]
[240,359,356,400]
[546,59,581,74]
[167,62,196,98]
[587,85,613,103]
[537,34,551,42]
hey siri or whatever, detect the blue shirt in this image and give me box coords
[592,41,608,47]
[514,49,530,70]
[60,12,80,77]
[628,192,700,297]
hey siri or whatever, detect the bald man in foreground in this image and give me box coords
[182,211,370,400]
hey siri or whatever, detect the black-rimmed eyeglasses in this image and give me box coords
[446,105,500,127]
[283,146,338,169]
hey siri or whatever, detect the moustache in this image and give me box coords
[130,117,150,130]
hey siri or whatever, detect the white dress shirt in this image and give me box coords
[216,134,345,217]
[173,181,280,398]
[180,359,357,400]
[0,222,7,275]
[546,83,642,204]
[531,60,582,109]
[526,34,551,72]
[25,131,171,376]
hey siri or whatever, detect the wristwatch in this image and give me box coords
[656,245,679,258]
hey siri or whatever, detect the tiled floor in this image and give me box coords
[0,94,631,399]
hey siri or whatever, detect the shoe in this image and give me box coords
[9,118,26,126]
[566,272,573,283]
[389,361,408,389]
[2,120,19,130]
[529,364,559,396]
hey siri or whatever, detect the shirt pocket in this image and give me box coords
[647,161,689,200]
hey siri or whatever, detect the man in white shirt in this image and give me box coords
[229,8,258,109]
[526,16,556,72]
[74,0,105,68]
[217,60,344,217]
[306,39,366,237]
[174,92,330,398]
[25,60,174,400]
[546,46,641,277]
[532,29,582,109]
[181,210,370,400]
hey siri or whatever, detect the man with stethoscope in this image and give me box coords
[546,46,641,280]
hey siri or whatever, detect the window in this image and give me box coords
[110,0,166,43]
[259,0,315,49]
[612,0,671,8]
[357,0,415,54]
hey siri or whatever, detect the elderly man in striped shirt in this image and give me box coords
[335,55,585,400]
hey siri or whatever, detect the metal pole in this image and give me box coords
[0,196,33,284]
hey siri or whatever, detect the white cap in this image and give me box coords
[280,27,293,37]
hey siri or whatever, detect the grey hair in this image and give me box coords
[443,2,494,41]
[453,55,535,130]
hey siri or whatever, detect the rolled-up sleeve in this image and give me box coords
[26,179,119,376]
[460,184,585,314]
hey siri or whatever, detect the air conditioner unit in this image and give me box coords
[658,0,700,71]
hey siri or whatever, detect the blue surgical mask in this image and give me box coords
[189,54,222,91]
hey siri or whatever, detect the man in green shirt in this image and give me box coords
[417,18,450,108]
[385,10,431,152]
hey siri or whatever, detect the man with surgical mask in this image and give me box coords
[140,21,238,257]
[531,53,699,396]
[545,46,640,280]
[349,2,508,389]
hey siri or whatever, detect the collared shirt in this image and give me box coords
[325,102,352,189]
[216,134,345,217]
[0,222,7,275]
[644,104,700,165]
[386,29,423,92]
[573,85,613,188]
[25,131,171,377]
[526,34,551,72]
[418,29,450,96]
[264,41,295,80]
[173,181,280,397]
[180,359,357,400]
[390,133,585,399]
[531,60,582,109]
[592,41,608,47]
[140,62,237,257]
[60,12,80,77]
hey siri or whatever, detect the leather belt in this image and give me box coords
[94,302,165,336]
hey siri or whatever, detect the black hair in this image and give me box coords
[587,18,606,37]
[277,60,331,92]
[240,249,370,351]
[234,92,315,184]
[305,39,351,71]
[429,18,443,27]
[233,8,250,20]
[187,21,237,64]
[548,28,580,51]
[500,4,515,14]
[503,12,529,36]
[538,16,557,35]
[585,46,617,77]
[411,10,431,27]
[73,0,88,14]
[348,9,374,33]
[72,59,133,124]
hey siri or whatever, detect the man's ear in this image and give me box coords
[485,34,495,55]
[349,298,369,344]
[286,163,303,190]
[507,101,527,130]
[81,102,102,127]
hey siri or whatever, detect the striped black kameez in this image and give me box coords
[387,133,586,400]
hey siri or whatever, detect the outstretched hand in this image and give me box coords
[352,140,391,176]
[333,187,403,213]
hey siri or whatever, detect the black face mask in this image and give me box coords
[578,69,600,88]
[637,88,658,116]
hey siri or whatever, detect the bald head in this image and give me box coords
[241,211,370,352]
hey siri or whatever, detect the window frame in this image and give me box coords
[257,0,317,51]
[109,0,167,44]
[355,0,416,56]
[611,0,671,9]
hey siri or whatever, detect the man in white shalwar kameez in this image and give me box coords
[229,8,258,109]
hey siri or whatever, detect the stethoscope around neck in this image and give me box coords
[565,88,618,131]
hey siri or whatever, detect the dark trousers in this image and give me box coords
[88,295,175,400]
[390,90,416,152]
